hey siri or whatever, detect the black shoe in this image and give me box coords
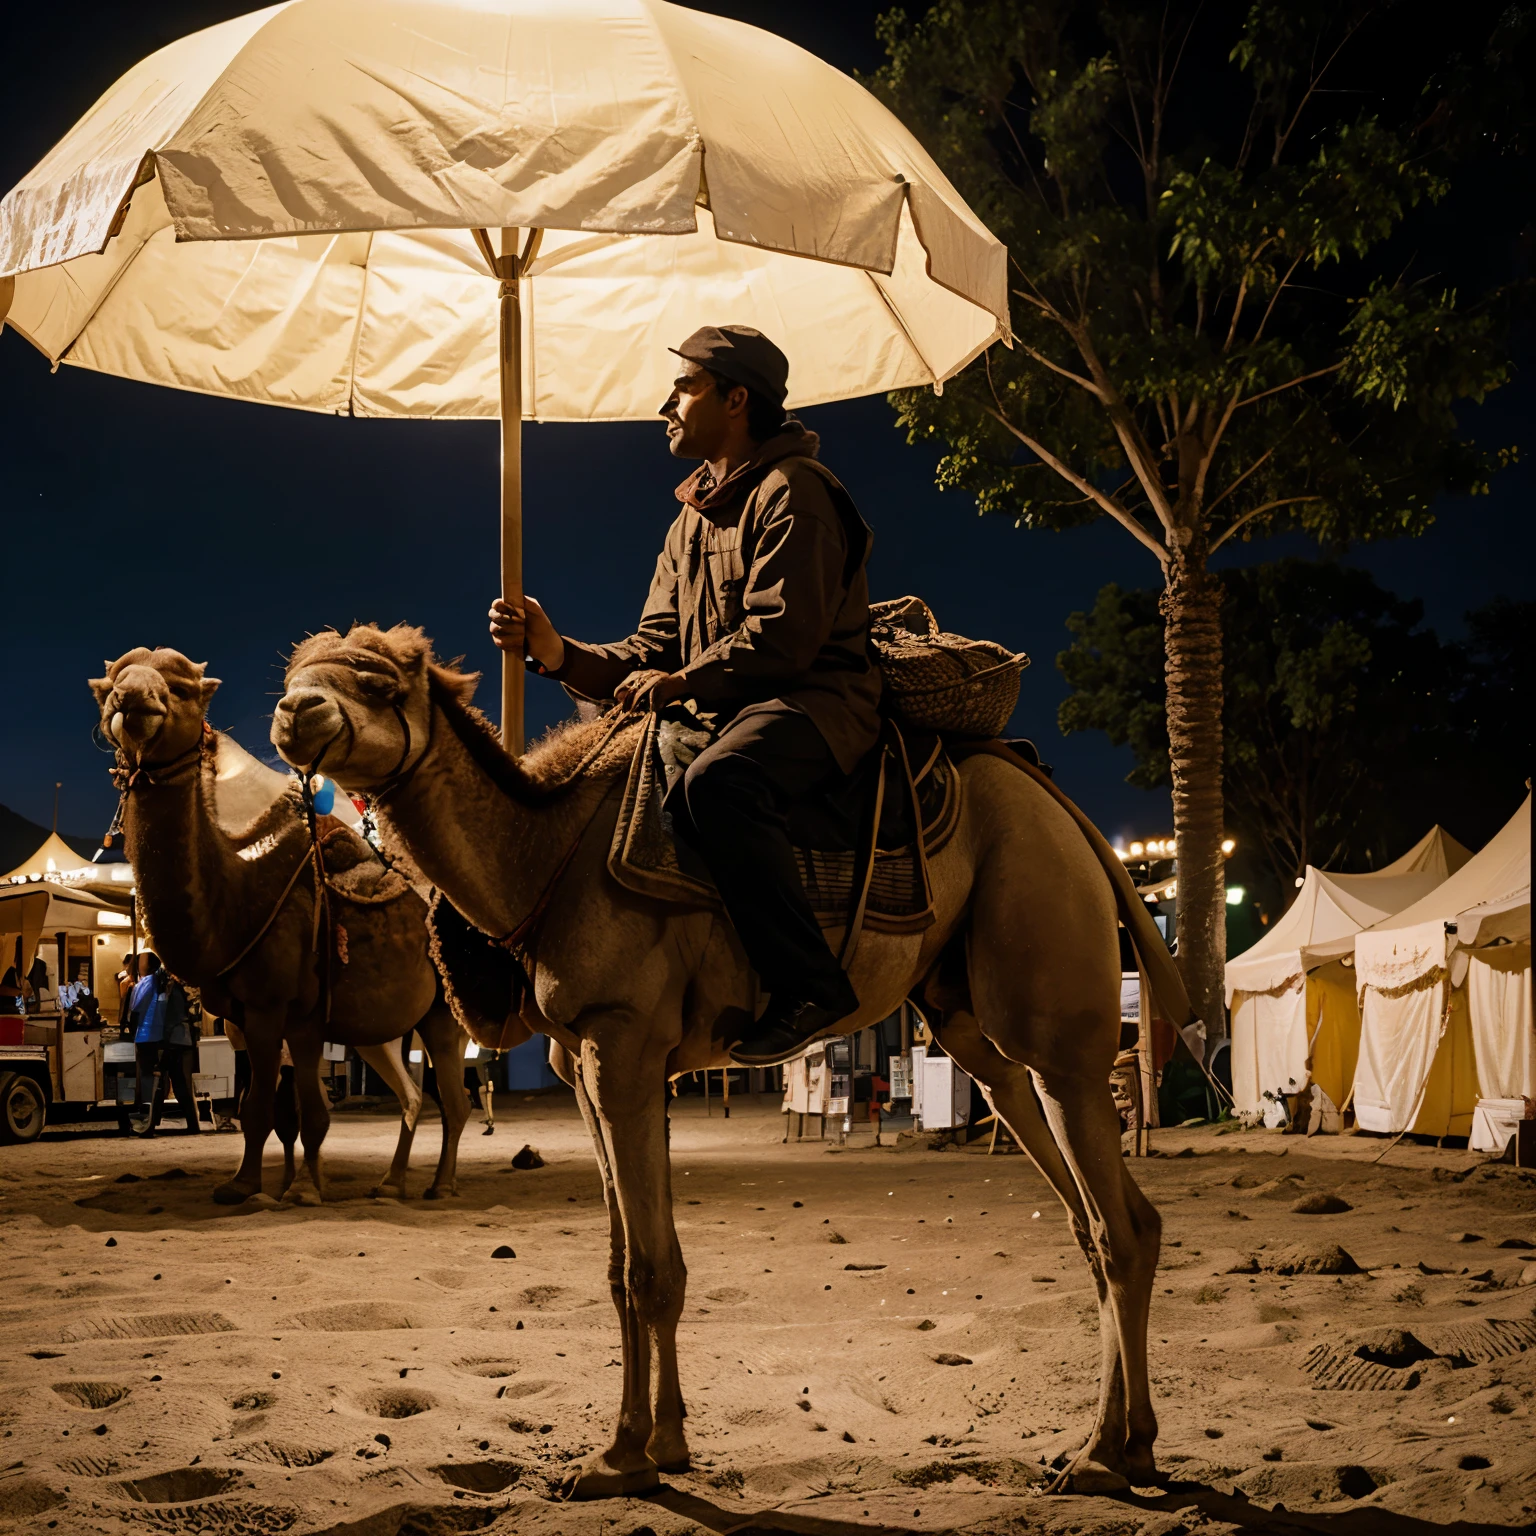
[730,987,858,1068]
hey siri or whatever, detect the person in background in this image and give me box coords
[155,975,201,1134]
[116,952,137,1020]
[1,939,23,1017]
[470,1047,504,1136]
[127,953,200,1135]
[127,952,166,1132]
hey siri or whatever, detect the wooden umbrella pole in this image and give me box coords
[475,226,542,754]
[498,228,526,755]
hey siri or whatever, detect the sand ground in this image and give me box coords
[0,1090,1532,1536]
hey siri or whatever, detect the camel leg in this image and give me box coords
[938,1010,1144,1488]
[561,1027,685,1500]
[1029,1066,1161,1490]
[356,1037,422,1199]
[420,1012,470,1199]
[557,1041,687,1475]
[562,1054,649,1500]
[274,1067,300,1194]
[214,1019,281,1204]
[282,1036,330,1206]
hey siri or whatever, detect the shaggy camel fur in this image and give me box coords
[91,647,471,1204]
[274,623,1168,1499]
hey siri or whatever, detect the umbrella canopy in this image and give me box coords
[0,1,1009,749]
[0,0,1007,414]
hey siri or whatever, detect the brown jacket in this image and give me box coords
[548,422,882,773]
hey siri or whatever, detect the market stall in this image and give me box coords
[0,876,138,1133]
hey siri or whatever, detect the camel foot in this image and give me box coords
[1050,1454,1130,1496]
[282,1175,325,1207]
[1124,1443,1161,1487]
[372,1183,407,1200]
[557,1452,660,1501]
[213,1180,259,1206]
[646,1425,689,1473]
[422,1184,459,1201]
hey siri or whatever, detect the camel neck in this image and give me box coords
[122,733,300,985]
[378,697,612,945]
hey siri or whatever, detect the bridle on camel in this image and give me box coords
[369,675,636,957]
[107,699,353,1021]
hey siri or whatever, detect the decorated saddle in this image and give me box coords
[607,707,960,936]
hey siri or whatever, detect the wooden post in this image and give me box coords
[498,228,525,755]
[1137,963,1160,1141]
[475,227,542,754]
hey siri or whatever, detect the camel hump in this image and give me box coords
[316,816,415,908]
[316,815,373,872]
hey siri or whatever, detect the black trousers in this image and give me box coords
[675,701,850,1006]
[136,1042,200,1132]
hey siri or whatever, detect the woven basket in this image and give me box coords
[870,596,1030,737]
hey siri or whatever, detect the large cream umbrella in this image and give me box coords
[0,0,1009,750]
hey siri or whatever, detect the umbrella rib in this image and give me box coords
[344,230,377,419]
[53,224,160,369]
[864,269,937,388]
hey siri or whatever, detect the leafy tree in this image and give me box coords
[1058,565,1527,915]
[868,0,1523,1031]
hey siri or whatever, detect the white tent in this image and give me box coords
[1226,837,1465,1119]
[1353,795,1532,1140]
[4,832,95,880]
[1372,824,1473,879]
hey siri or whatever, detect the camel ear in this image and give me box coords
[199,677,222,705]
[428,663,480,705]
[88,675,114,707]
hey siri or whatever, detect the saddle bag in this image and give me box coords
[870,596,1029,738]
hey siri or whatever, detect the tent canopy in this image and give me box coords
[1223,830,1467,1003]
[4,832,95,880]
[1355,796,1531,994]
[1374,825,1473,879]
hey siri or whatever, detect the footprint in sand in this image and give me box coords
[51,1381,130,1409]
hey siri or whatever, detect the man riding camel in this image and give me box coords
[490,325,880,1067]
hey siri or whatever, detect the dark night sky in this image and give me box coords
[2,1,1531,854]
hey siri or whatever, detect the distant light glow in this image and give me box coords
[1226,886,1246,906]
[1221,838,1236,854]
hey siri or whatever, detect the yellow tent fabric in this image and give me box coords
[1409,983,1481,1139]
[1305,959,1361,1112]
[0,0,1008,418]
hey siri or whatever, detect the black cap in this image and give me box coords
[670,325,789,407]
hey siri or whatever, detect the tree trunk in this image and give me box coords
[1162,537,1227,1040]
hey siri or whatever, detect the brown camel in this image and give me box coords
[91,647,474,1205]
[273,623,1181,1499]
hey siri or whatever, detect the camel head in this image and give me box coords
[90,648,220,765]
[273,624,476,791]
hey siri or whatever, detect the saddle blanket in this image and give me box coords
[606,711,960,935]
